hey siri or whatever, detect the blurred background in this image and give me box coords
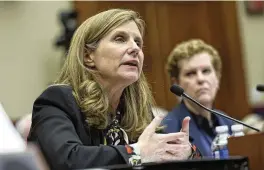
[0,1,263,132]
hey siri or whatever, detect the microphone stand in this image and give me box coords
[183,93,261,132]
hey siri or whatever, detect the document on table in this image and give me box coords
[0,102,26,153]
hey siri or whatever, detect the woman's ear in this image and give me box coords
[171,76,178,85]
[84,53,95,68]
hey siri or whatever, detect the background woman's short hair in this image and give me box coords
[166,39,222,79]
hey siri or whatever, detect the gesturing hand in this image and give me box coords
[137,114,192,163]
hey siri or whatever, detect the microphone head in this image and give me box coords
[256,84,264,92]
[170,84,184,97]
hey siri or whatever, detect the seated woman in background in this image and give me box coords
[162,39,233,157]
[27,9,199,170]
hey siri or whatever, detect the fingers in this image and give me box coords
[180,116,190,136]
[157,132,186,142]
[165,143,190,152]
[150,144,191,162]
[143,112,167,135]
[159,146,190,161]
[167,138,185,144]
[165,143,191,157]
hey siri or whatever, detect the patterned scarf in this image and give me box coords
[104,111,129,145]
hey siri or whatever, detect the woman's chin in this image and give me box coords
[118,73,139,85]
[197,96,213,105]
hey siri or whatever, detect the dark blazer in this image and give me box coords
[27,85,130,170]
[162,102,233,157]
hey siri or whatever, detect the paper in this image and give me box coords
[0,103,26,153]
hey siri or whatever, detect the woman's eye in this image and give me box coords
[203,68,211,74]
[186,71,195,77]
[135,40,142,48]
[114,36,125,42]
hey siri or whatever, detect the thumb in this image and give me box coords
[181,116,190,135]
[143,113,167,135]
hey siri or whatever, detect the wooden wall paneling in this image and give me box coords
[220,2,250,120]
[155,2,176,110]
[204,1,249,120]
[143,2,168,108]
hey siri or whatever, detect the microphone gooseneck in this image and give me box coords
[170,84,260,132]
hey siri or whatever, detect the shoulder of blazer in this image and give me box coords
[162,103,186,132]
[166,103,188,121]
[30,85,99,146]
[33,84,80,120]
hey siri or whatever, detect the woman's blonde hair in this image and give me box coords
[54,9,154,141]
[166,39,222,80]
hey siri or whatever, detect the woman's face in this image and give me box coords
[87,21,144,88]
[177,52,219,106]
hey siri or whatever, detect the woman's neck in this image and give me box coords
[108,87,123,111]
[96,77,125,111]
[183,100,212,121]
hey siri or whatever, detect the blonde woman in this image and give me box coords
[28,9,197,170]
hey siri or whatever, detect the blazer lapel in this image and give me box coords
[180,103,212,157]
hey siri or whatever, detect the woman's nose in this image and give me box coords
[197,72,206,83]
[127,40,140,56]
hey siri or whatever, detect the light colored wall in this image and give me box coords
[0,1,72,119]
[236,2,264,105]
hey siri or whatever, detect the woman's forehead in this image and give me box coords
[106,21,142,38]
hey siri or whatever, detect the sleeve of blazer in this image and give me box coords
[28,85,130,170]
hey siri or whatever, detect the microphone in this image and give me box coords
[170,84,260,132]
[256,84,264,92]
